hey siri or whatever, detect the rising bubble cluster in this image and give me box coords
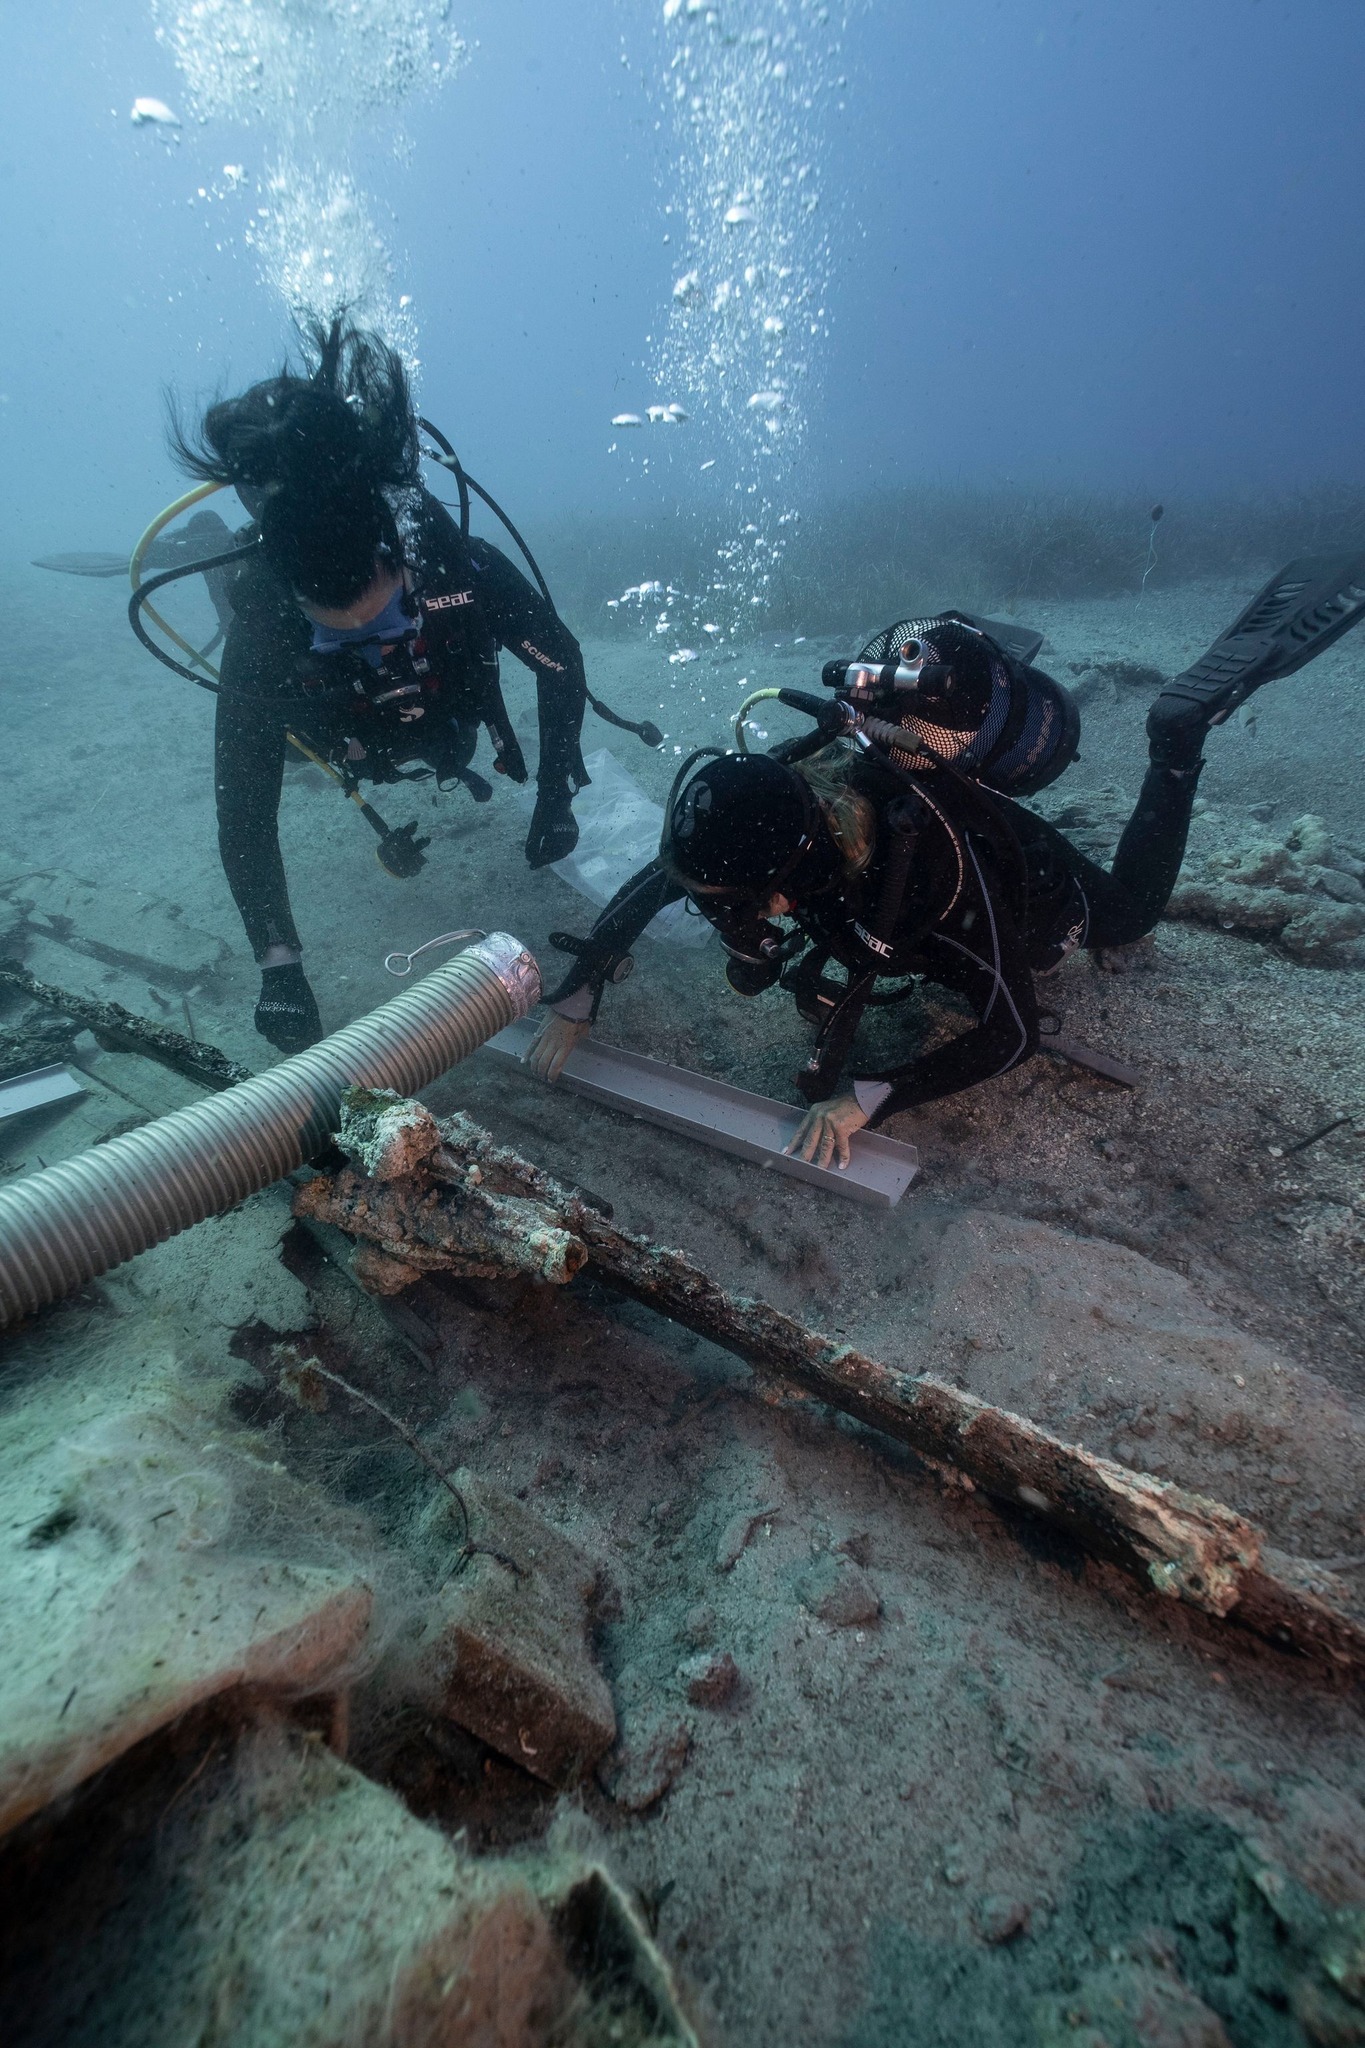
[627,0,854,637]
[242,162,417,353]
[150,0,465,131]
[152,0,465,345]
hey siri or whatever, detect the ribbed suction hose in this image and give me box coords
[0,933,540,1329]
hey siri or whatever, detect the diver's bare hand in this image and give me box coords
[785,1094,869,1171]
[526,1011,589,1083]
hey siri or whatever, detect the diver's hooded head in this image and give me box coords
[662,751,844,911]
[168,316,420,609]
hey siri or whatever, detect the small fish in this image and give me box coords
[699,458,716,471]
[723,203,756,227]
[611,413,645,428]
[131,97,181,129]
[748,389,785,411]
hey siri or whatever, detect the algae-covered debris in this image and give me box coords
[847,1813,1365,2048]
[1028,796,1365,963]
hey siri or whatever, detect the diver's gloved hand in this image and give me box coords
[526,1010,590,1083]
[525,780,579,869]
[254,962,323,1054]
[784,1093,870,1172]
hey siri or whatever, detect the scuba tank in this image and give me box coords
[825,612,1079,797]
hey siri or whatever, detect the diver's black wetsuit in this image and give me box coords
[548,749,1199,1125]
[213,488,587,960]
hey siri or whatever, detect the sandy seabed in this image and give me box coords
[0,558,1363,2045]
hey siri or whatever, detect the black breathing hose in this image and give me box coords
[856,718,1031,928]
[417,417,661,750]
[127,540,263,692]
[417,416,472,541]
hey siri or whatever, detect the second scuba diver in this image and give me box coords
[166,319,595,1054]
[528,563,1365,1167]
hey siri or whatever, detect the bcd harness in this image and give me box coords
[786,788,929,1102]
[128,417,660,878]
[290,527,539,800]
[723,614,1054,1102]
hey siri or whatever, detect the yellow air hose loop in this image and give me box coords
[132,485,372,816]
[733,687,785,752]
[130,480,228,680]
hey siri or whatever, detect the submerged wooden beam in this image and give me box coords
[296,1090,1365,1678]
[0,961,251,1093]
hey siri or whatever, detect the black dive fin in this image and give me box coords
[1153,554,1365,736]
[32,528,233,581]
[31,552,132,579]
[956,612,1046,669]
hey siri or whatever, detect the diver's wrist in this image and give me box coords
[550,985,594,1022]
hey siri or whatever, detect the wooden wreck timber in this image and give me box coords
[0,961,252,1094]
[295,1088,1365,1680]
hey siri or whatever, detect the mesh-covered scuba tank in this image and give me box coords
[847,612,1080,797]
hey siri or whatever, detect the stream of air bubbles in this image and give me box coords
[150,0,467,351]
[609,0,855,647]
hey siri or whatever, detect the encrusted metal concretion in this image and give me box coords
[469,932,541,1016]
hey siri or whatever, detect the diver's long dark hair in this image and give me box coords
[167,317,421,607]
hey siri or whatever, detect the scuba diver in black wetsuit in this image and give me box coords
[162,319,600,1054]
[528,562,1365,1167]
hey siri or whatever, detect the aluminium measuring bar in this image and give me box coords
[484,1018,919,1208]
[0,1065,86,1125]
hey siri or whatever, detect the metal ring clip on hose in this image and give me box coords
[0,933,540,1329]
[384,929,487,977]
